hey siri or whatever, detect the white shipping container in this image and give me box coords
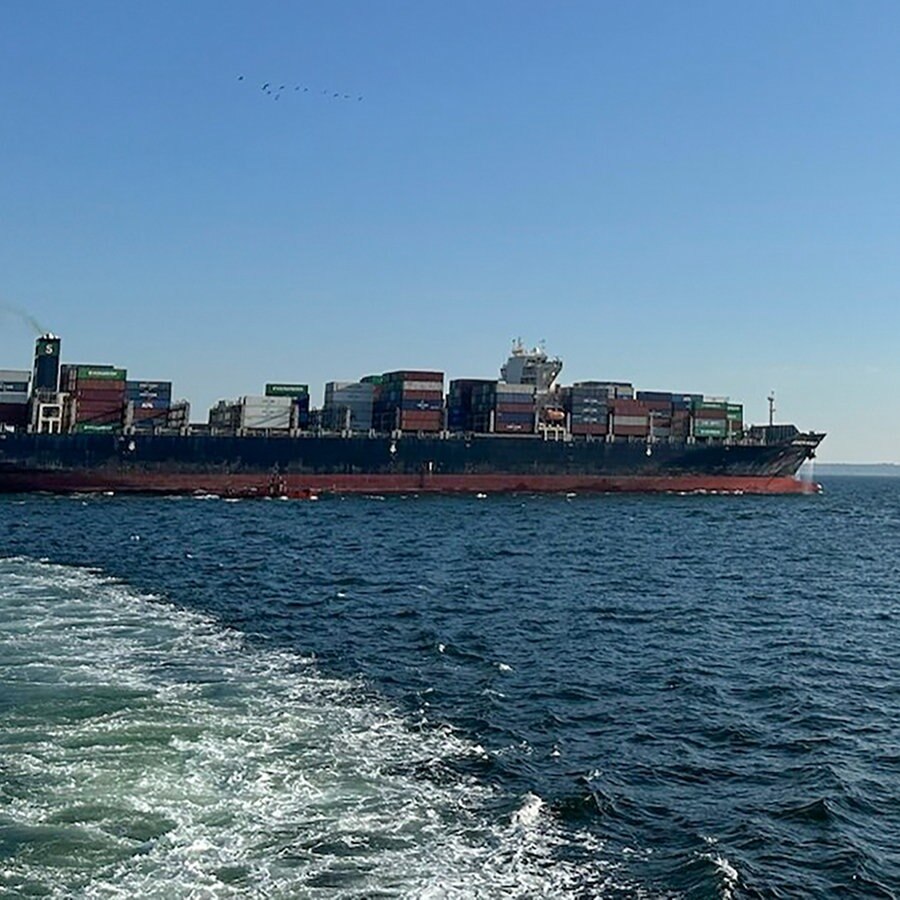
[399,380,445,392]
[613,415,649,427]
[241,410,291,429]
[241,395,293,409]
[497,382,535,394]
[325,381,356,394]
[0,369,30,383]
[327,386,375,401]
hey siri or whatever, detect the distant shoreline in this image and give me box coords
[807,463,900,477]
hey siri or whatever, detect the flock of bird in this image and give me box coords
[237,74,362,102]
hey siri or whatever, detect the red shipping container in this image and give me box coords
[398,411,441,423]
[571,423,608,436]
[73,379,126,392]
[400,389,444,400]
[612,424,649,436]
[611,398,649,415]
[75,389,127,403]
[692,408,727,420]
[75,399,123,411]
[641,399,673,413]
[495,402,536,414]
[385,370,443,383]
[75,411,121,424]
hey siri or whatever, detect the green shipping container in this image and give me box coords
[693,401,729,411]
[76,366,126,381]
[73,423,118,434]
[694,429,727,438]
[361,374,385,385]
[265,383,309,398]
[727,404,743,421]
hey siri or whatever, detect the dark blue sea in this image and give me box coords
[1,476,898,898]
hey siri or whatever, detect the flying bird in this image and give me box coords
[242,76,365,105]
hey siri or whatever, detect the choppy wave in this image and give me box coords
[0,558,624,898]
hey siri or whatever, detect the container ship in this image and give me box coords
[0,336,824,497]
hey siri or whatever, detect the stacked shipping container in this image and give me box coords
[62,366,127,433]
[209,400,241,431]
[566,383,609,436]
[574,381,634,400]
[240,396,293,430]
[471,382,536,434]
[266,384,310,429]
[0,370,30,429]
[610,398,650,437]
[447,379,495,432]
[691,398,729,439]
[373,370,444,433]
[323,381,375,432]
[127,380,172,430]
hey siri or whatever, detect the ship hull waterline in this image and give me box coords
[0,469,821,497]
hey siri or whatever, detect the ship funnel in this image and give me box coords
[33,333,61,395]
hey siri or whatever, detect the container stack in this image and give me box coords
[0,370,30,430]
[610,398,650,437]
[471,382,535,434]
[727,403,743,437]
[567,383,609,436]
[323,381,375,431]
[266,384,310,429]
[209,401,240,430]
[447,379,494,432]
[575,381,634,400]
[636,390,673,412]
[240,395,292,431]
[62,366,127,433]
[373,370,444,433]
[667,394,701,439]
[690,398,730,439]
[636,391,675,440]
[166,401,190,430]
[127,381,172,430]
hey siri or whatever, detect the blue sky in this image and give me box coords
[1,1,898,461]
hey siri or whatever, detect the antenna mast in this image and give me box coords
[767,392,776,427]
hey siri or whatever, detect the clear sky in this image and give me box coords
[1,1,898,462]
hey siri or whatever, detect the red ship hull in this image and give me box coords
[0,469,820,497]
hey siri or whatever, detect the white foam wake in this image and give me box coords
[0,557,621,898]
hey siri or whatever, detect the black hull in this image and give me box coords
[0,431,823,496]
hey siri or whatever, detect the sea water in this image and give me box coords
[1,478,898,897]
